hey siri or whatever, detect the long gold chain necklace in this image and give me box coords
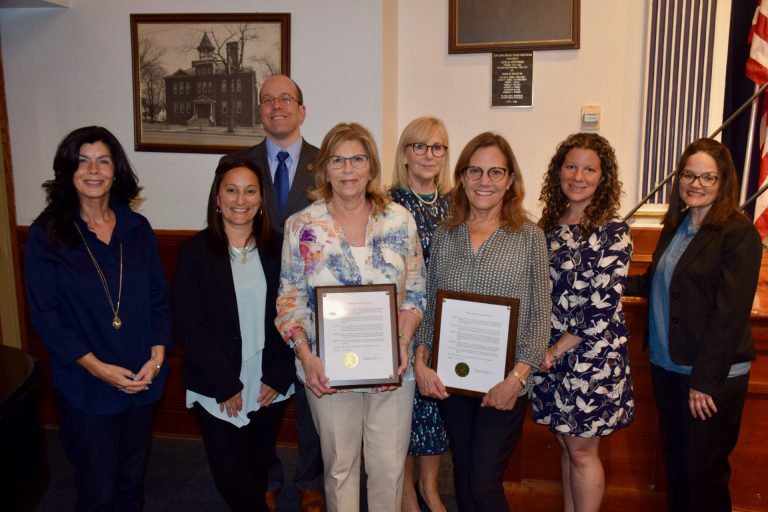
[75,223,123,330]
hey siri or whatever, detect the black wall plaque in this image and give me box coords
[492,52,533,107]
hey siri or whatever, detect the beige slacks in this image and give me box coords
[305,380,415,512]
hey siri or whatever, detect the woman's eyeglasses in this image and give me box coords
[327,154,370,169]
[406,143,447,157]
[679,171,719,187]
[462,166,510,182]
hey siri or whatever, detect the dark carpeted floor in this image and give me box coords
[34,428,457,511]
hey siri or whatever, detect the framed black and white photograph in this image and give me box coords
[448,0,580,54]
[130,13,290,154]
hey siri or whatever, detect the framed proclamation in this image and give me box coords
[432,290,519,398]
[315,284,400,388]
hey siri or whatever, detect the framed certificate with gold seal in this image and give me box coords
[315,284,400,388]
[432,290,518,398]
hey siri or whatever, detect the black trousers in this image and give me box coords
[439,394,527,512]
[267,378,324,491]
[651,365,749,512]
[57,394,156,512]
[194,400,287,512]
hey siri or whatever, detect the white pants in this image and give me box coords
[305,380,415,512]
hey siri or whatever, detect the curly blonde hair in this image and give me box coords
[538,133,622,236]
[309,122,390,217]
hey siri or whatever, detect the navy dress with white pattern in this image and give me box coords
[389,187,450,455]
[531,219,635,437]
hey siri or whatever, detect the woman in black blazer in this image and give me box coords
[173,157,295,512]
[625,138,761,512]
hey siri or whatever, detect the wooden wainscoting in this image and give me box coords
[14,225,768,511]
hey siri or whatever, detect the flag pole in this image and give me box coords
[741,84,760,205]
[623,81,768,221]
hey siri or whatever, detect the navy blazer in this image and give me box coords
[223,138,319,232]
[173,229,294,403]
[625,212,761,395]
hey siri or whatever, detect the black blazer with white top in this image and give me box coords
[173,229,294,403]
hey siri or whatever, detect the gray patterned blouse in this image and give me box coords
[414,221,551,394]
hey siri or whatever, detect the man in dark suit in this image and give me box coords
[222,74,323,512]
[226,74,318,233]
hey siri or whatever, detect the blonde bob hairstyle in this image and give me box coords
[391,116,452,193]
[444,131,528,231]
[309,122,390,217]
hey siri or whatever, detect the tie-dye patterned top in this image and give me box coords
[276,200,427,384]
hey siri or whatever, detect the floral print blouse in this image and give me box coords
[276,200,427,383]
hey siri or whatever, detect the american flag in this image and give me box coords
[747,0,768,238]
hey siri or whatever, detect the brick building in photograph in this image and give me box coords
[164,32,258,128]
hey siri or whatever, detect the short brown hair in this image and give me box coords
[444,132,528,231]
[309,122,389,216]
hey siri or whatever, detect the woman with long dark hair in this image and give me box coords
[625,138,761,511]
[24,126,171,511]
[174,157,295,512]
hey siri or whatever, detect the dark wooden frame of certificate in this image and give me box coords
[315,284,400,388]
[432,290,518,398]
[448,0,580,54]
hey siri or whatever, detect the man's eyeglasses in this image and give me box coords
[327,154,370,169]
[260,94,300,108]
[462,166,510,182]
[406,143,447,158]
[679,171,719,187]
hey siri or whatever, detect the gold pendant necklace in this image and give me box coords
[75,223,123,329]
[229,245,251,264]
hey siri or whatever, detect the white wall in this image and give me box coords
[6,0,724,226]
[1,0,382,229]
[397,1,647,219]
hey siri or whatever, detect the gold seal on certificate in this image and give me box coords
[432,290,519,398]
[315,284,400,388]
[343,352,359,369]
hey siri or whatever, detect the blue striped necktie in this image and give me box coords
[275,151,290,213]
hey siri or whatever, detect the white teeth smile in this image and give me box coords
[475,191,493,196]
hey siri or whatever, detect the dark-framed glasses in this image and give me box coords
[260,94,300,108]
[462,166,510,182]
[679,170,719,187]
[327,154,370,169]
[407,143,447,157]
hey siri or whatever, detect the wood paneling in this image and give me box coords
[14,226,768,511]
